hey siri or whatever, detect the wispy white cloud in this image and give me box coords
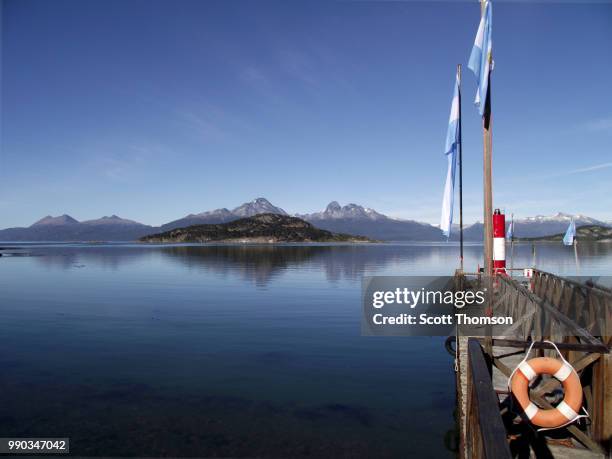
[237,47,328,97]
[99,157,134,182]
[95,152,144,183]
[541,161,612,179]
[582,117,612,133]
[89,144,162,183]
[566,162,612,174]
[240,65,270,86]
[174,110,227,141]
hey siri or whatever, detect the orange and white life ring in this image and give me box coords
[510,356,583,428]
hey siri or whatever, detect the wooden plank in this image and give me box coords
[477,338,609,354]
[467,339,512,459]
[592,351,612,450]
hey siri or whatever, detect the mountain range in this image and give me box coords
[297,201,442,241]
[520,224,612,242]
[453,213,611,241]
[0,198,609,242]
[160,198,288,230]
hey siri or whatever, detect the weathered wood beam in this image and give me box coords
[499,276,604,346]
[477,338,609,354]
[467,339,512,459]
[531,352,601,398]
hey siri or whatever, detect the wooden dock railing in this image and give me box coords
[532,269,611,340]
[532,269,612,451]
[465,338,512,459]
[457,270,612,457]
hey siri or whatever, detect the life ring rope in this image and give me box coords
[508,340,589,431]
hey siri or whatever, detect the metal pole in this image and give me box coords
[458,64,464,271]
[574,239,580,274]
[483,82,493,277]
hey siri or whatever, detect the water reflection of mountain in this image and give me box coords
[26,242,612,286]
[29,246,157,271]
[162,245,325,286]
[157,244,483,285]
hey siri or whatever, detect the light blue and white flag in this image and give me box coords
[506,219,514,240]
[468,1,493,116]
[440,73,460,238]
[563,219,576,246]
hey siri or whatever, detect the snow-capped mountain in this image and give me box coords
[520,212,607,226]
[232,198,288,218]
[452,213,611,241]
[299,201,387,221]
[160,208,236,230]
[160,198,287,231]
[299,201,442,241]
[511,213,610,238]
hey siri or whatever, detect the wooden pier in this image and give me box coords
[455,269,611,458]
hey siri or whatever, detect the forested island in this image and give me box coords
[139,213,374,243]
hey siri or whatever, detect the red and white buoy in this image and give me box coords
[493,209,506,274]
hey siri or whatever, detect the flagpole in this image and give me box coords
[480,0,493,278]
[458,64,464,271]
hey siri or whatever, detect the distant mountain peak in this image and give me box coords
[82,215,143,225]
[160,199,288,231]
[521,212,605,225]
[193,208,232,217]
[325,201,341,212]
[30,214,79,227]
[232,197,288,217]
[303,202,386,221]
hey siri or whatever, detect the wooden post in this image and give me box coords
[474,0,493,277]
[478,0,494,361]
[458,64,464,272]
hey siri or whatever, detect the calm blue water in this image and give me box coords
[1,242,610,457]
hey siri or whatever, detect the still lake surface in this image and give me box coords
[1,242,611,457]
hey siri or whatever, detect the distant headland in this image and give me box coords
[519,225,612,243]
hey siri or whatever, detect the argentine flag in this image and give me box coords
[563,219,576,246]
[440,73,460,238]
[468,1,493,116]
[506,219,514,240]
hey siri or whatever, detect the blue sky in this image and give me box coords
[1,0,611,227]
